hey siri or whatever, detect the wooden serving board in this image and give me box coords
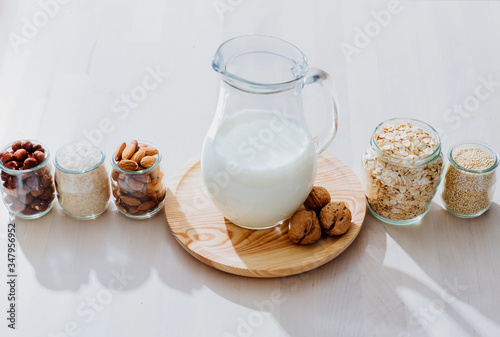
[165,152,366,278]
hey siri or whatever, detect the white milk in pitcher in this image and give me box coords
[201,110,317,229]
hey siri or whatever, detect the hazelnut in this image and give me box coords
[40,186,54,200]
[12,141,22,151]
[3,194,15,204]
[31,198,48,212]
[30,186,44,197]
[10,200,26,212]
[13,149,28,161]
[304,186,331,211]
[6,176,19,189]
[32,144,43,152]
[19,193,33,205]
[21,140,33,152]
[33,150,45,163]
[40,174,52,187]
[1,152,13,164]
[288,210,322,244]
[17,186,31,196]
[21,207,37,215]
[26,175,40,187]
[45,193,55,203]
[4,161,18,170]
[319,202,352,236]
[22,158,38,170]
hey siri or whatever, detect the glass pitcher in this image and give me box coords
[201,35,338,230]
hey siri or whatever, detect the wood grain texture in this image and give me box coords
[165,152,366,278]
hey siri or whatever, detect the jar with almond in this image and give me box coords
[0,140,56,219]
[111,140,165,219]
[362,119,444,225]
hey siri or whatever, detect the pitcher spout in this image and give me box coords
[212,35,308,93]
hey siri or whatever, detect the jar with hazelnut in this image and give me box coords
[0,140,56,219]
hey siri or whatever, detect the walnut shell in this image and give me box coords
[319,202,352,236]
[304,186,331,211]
[288,210,322,244]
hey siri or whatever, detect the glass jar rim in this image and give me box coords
[54,142,106,174]
[448,141,499,174]
[0,139,51,174]
[110,140,162,174]
[370,118,442,167]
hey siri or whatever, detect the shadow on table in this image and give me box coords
[15,199,500,336]
[15,203,208,294]
[198,202,500,337]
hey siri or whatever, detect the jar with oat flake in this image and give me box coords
[362,118,444,225]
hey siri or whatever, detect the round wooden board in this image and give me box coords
[165,152,366,278]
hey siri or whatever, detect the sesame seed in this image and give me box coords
[442,147,496,215]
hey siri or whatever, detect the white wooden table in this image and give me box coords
[1,1,499,336]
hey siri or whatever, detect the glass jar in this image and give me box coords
[362,118,444,225]
[441,142,498,218]
[54,143,110,220]
[110,141,165,219]
[0,140,56,219]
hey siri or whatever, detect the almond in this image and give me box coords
[122,142,137,160]
[132,191,145,198]
[143,147,159,156]
[140,156,156,168]
[131,149,146,164]
[118,179,134,194]
[111,170,120,181]
[138,200,157,211]
[118,159,138,171]
[134,174,151,183]
[127,177,145,191]
[120,195,141,206]
[153,179,163,192]
[128,206,139,214]
[144,188,157,199]
[115,142,126,161]
[112,187,120,200]
[156,188,166,201]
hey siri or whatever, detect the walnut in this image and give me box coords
[319,202,352,236]
[288,210,322,244]
[304,186,331,211]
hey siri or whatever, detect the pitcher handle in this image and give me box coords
[303,68,339,156]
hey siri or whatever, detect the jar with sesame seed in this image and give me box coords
[362,118,444,225]
[441,142,498,218]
